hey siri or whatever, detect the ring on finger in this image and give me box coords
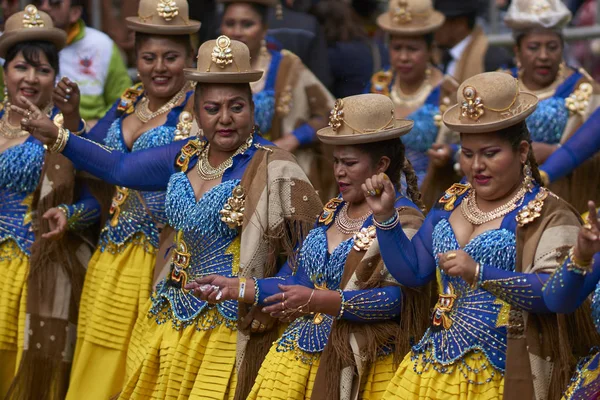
[375,188,382,196]
[259,323,266,331]
[282,293,285,302]
[584,223,593,230]
[446,252,457,260]
[251,320,260,329]
[281,302,285,311]
[368,190,377,197]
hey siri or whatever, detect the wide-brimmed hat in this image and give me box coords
[504,0,571,33]
[377,0,445,35]
[317,94,414,145]
[184,36,263,83]
[126,0,201,35]
[0,5,66,58]
[443,72,539,133]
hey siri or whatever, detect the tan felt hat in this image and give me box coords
[219,0,278,6]
[317,94,414,145]
[377,0,445,36]
[126,0,201,35]
[184,36,263,83]
[443,72,539,133]
[0,5,67,58]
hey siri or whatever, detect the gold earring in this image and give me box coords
[3,84,10,109]
[523,162,534,192]
[260,39,268,57]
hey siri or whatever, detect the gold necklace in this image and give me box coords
[196,136,253,181]
[518,63,567,101]
[135,81,191,123]
[460,185,527,226]
[390,72,432,108]
[335,203,372,235]
[0,103,53,140]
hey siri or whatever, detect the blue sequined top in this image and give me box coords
[253,49,281,136]
[85,91,193,253]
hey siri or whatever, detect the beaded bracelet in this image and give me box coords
[373,211,400,230]
[253,279,260,306]
[566,247,592,276]
[336,289,345,320]
[470,263,484,290]
[56,204,70,220]
[238,277,247,301]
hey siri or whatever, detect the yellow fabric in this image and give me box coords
[362,354,397,400]
[119,302,238,400]
[67,236,156,400]
[0,240,28,398]
[382,350,504,400]
[562,350,600,399]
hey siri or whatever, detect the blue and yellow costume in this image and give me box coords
[377,183,558,399]
[248,195,420,400]
[66,84,194,400]
[0,109,99,397]
[543,252,600,399]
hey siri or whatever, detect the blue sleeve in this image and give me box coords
[62,133,187,191]
[58,183,101,231]
[543,252,600,314]
[82,102,119,144]
[256,258,315,305]
[377,211,437,287]
[541,108,600,183]
[341,286,402,322]
[480,266,552,313]
[291,123,316,146]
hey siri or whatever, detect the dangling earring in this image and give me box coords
[523,162,534,192]
[276,2,283,20]
[260,39,268,57]
[425,64,432,80]
[3,84,10,109]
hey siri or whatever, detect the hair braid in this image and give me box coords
[403,159,426,212]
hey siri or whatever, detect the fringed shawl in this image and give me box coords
[505,191,600,400]
[311,206,431,400]
[233,146,323,400]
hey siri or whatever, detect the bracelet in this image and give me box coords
[72,118,87,136]
[470,263,484,290]
[56,204,70,219]
[296,289,315,314]
[566,247,592,276]
[373,211,400,230]
[238,277,247,301]
[46,127,70,153]
[253,279,260,306]
[336,289,345,320]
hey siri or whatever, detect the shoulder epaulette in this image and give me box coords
[318,197,343,226]
[370,70,393,96]
[437,183,470,211]
[174,111,194,141]
[516,188,549,227]
[117,83,144,115]
[176,138,204,172]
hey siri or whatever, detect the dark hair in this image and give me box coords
[70,0,86,7]
[515,30,565,50]
[389,33,435,50]
[134,32,193,57]
[311,0,366,46]
[358,138,425,210]
[223,2,269,25]
[194,82,254,110]
[465,12,477,30]
[3,40,60,75]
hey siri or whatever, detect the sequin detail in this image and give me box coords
[592,281,600,333]
[525,97,569,144]
[412,219,516,375]
[253,90,276,134]
[563,348,600,400]
[59,203,100,230]
[404,104,440,185]
[150,178,241,330]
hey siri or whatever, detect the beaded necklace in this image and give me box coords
[196,136,253,181]
[135,81,191,123]
[461,186,526,226]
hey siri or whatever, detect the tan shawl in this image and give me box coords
[311,206,431,400]
[504,190,600,400]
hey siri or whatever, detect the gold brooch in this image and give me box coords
[565,82,593,116]
[318,198,343,226]
[438,183,470,211]
[174,111,193,140]
[220,185,246,229]
[392,0,412,24]
[353,226,376,252]
[157,0,179,21]
[530,0,551,14]
[109,187,129,227]
[23,5,45,28]
[516,188,548,227]
[329,99,344,131]
[460,86,484,121]
[211,35,233,69]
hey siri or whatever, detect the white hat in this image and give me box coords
[504,0,571,32]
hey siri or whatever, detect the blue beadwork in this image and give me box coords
[526,97,569,144]
[59,203,100,230]
[403,103,440,185]
[253,90,276,134]
[592,282,600,333]
[412,219,517,373]
[150,178,241,330]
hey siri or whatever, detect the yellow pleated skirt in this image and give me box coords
[119,301,238,400]
[0,240,28,398]
[382,349,504,400]
[249,341,396,400]
[67,234,156,400]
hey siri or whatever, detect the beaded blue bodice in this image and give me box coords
[404,103,440,185]
[252,50,281,135]
[413,219,517,373]
[276,224,353,362]
[526,97,569,144]
[149,177,241,330]
[0,138,44,256]
[99,119,174,252]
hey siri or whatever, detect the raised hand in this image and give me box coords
[53,77,82,131]
[362,173,396,222]
[427,143,452,168]
[11,97,59,145]
[42,207,67,240]
[574,201,600,262]
[438,250,478,285]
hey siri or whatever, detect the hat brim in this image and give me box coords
[126,17,201,35]
[0,28,66,58]
[184,68,263,83]
[442,92,538,133]
[317,119,414,145]
[377,11,445,35]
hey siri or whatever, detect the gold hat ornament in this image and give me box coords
[317,94,414,145]
[0,5,66,58]
[126,0,201,35]
[377,0,445,36]
[443,72,539,133]
[504,0,572,32]
[184,36,263,83]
